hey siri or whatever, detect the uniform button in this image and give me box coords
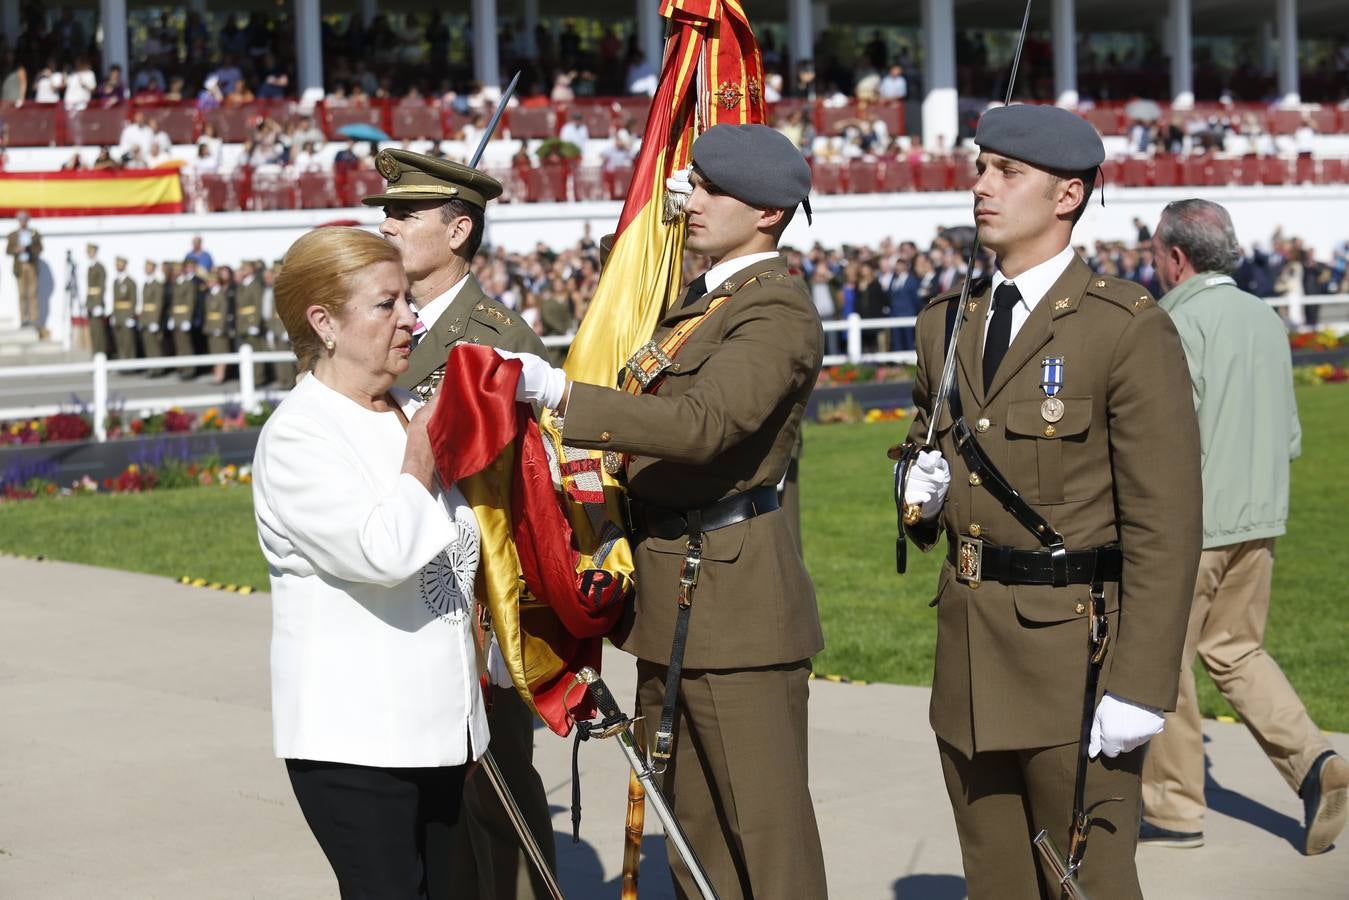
[1075,602,1087,615]
[969,523,982,537]
[1044,425,1057,437]
[968,473,982,486]
[976,417,990,433]
[600,431,612,441]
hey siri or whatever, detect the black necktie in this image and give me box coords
[983,281,1022,392]
[681,274,708,308]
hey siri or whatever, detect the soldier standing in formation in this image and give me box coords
[897,105,1202,898]
[170,258,200,379]
[111,255,138,361]
[139,260,169,375]
[85,243,110,357]
[503,124,830,900]
[266,258,296,388]
[363,147,556,900]
[235,259,268,387]
[204,265,235,384]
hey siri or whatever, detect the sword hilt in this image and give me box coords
[576,667,622,721]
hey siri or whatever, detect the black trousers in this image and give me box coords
[286,759,469,900]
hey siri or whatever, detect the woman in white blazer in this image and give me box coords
[252,226,487,899]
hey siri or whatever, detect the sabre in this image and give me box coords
[469,70,523,169]
[922,0,1033,447]
[571,667,720,900]
[477,749,567,900]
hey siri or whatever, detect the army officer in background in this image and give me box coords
[897,105,1202,898]
[499,124,829,900]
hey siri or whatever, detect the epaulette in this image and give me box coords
[1084,274,1156,315]
[470,301,515,330]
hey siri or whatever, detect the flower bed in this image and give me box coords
[1294,363,1349,386]
[816,364,915,388]
[1,402,275,447]
[1290,330,1348,353]
[1,455,252,502]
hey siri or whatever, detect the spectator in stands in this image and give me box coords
[122,145,148,169]
[164,77,186,103]
[60,151,84,171]
[63,58,96,111]
[626,51,656,96]
[118,111,153,161]
[1295,116,1317,157]
[1,53,25,105]
[198,124,224,168]
[186,235,214,272]
[809,263,841,355]
[91,146,117,171]
[226,78,256,106]
[95,65,127,106]
[293,116,326,150]
[558,110,589,146]
[32,60,63,103]
[878,64,908,100]
[197,75,224,111]
[550,71,575,103]
[291,141,320,174]
[188,143,219,175]
[132,59,166,97]
[257,53,289,99]
[1274,247,1306,326]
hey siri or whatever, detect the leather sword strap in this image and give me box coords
[651,510,702,773]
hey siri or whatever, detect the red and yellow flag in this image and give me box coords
[563,0,768,386]
[0,167,185,217]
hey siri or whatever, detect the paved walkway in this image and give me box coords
[1,556,1345,899]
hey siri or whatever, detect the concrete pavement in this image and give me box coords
[1,555,1345,899]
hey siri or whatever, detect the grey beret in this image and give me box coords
[974,104,1105,172]
[692,124,813,223]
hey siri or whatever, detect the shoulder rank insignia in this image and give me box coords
[474,302,513,326]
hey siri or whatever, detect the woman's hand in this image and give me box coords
[401,388,442,492]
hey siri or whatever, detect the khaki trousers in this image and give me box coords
[89,316,110,356]
[449,687,556,900]
[1142,538,1331,832]
[16,263,38,324]
[114,324,138,361]
[636,659,828,900]
[939,738,1145,900]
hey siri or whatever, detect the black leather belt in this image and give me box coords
[947,540,1121,586]
[629,485,779,542]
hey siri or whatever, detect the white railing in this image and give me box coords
[1,296,1345,443]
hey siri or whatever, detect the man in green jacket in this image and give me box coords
[1142,198,1347,856]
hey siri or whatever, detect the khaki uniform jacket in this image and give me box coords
[139,279,165,330]
[563,255,825,670]
[170,277,197,330]
[235,277,265,335]
[113,275,137,324]
[203,286,232,338]
[904,255,1202,757]
[396,274,546,392]
[86,262,107,315]
[6,229,42,273]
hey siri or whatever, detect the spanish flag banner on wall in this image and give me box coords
[0,167,185,217]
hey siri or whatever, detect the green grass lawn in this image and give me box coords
[2,386,1346,729]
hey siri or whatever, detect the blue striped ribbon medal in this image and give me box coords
[1040,357,1065,422]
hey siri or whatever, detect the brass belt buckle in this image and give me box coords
[955,535,983,588]
[625,340,678,389]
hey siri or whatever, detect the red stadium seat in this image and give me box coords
[1259,157,1290,185]
[810,161,844,194]
[570,166,607,201]
[1100,158,1124,190]
[871,101,904,137]
[67,107,126,147]
[324,104,386,141]
[950,155,977,191]
[1236,155,1261,185]
[506,107,555,139]
[914,158,951,191]
[144,105,200,144]
[611,97,650,136]
[1320,158,1345,184]
[1208,156,1236,186]
[846,159,879,193]
[204,107,254,143]
[193,173,237,212]
[249,171,296,210]
[342,168,387,206]
[1180,154,1208,185]
[0,103,62,146]
[818,102,860,136]
[573,104,614,140]
[1267,109,1301,135]
[525,160,569,202]
[1082,107,1121,136]
[1294,155,1316,184]
[878,158,914,192]
[1130,156,1160,187]
[296,172,339,209]
[389,104,444,141]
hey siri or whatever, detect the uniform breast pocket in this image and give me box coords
[650,346,714,394]
[1005,396,1092,504]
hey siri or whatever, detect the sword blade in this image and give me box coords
[469,70,523,169]
[1033,829,1090,900]
[478,749,567,900]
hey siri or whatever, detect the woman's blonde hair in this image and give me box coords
[274,226,402,371]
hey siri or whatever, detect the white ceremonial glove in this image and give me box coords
[493,348,568,410]
[1089,692,1165,759]
[900,449,950,519]
[92,305,105,317]
[148,323,159,333]
[247,326,261,337]
[125,318,136,328]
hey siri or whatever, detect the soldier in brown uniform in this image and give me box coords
[503,124,829,900]
[170,259,200,379]
[265,259,296,389]
[139,260,169,374]
[363,148,556,900]
[896,105,1203,899]
[235,260,268,387]
[85,243,110,357]
[111,256,138,361]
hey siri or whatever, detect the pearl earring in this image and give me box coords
[324,337,335,350]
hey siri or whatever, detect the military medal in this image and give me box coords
[1040,356,1064,422]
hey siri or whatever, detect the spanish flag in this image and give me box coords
[0,167,185,217]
